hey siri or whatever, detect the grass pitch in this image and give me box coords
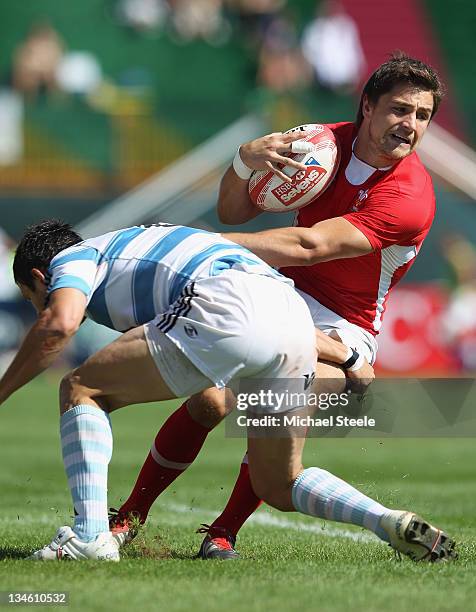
[0,377,475,611]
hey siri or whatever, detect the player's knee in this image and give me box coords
[59,368,109,415]
[187,387,234,429]
[59,369,80,414]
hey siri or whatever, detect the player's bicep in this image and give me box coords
[47,288,87,334]
[310,217,373,261]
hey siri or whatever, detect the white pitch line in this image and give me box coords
[164,502,379,544]
[1,504,379,545]
[0,513,70,526]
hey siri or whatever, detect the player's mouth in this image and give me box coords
[389,133,413,147]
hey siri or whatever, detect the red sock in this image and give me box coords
[120,401,210,522]
[210,461,262,537]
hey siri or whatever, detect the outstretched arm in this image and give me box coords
[225,217,373,267]
[0,288,86,404]
[217,131,309,225]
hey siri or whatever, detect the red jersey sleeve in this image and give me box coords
[342,180,435,251]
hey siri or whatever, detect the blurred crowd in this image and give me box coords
[0,228,16,301]
[117,0,366,94]
[441,234,476,371]
[11,21,103,101]
[8,0,366,105]
[0,0,367,167]
[1,2,475,375]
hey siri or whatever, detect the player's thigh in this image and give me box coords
[247,434,306,511]
[187,387,236,429]
[60,325,176,411]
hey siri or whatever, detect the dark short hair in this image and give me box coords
[13,219,83,289]
[356,52,445,125]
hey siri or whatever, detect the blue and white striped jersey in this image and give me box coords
[46,224,292,332]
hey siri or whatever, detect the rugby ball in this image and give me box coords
[248,124,340,213]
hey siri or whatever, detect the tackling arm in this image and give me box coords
[315,328,350,363]
[315,328,375,393]
[225,216,373,267]
[0,288,86,404]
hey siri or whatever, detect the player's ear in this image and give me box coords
[361,95,373,119]
[31,268,46,285]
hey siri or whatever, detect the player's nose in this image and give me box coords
[401,113,417,132]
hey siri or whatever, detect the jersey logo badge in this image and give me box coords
[351,189,369,211]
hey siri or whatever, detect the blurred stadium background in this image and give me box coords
[0,0,475,376]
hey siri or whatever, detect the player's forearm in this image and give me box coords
[315,329,375,392]
[0,317,75,404]
[225,227,330,267]
[315,329,350,365]
[217,165,263,225]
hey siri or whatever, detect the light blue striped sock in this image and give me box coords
[60,405,113,542]
[292,467,389,541]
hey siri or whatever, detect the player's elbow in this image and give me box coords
[55,314,82,338]
[39,311,80,340]
[300,234,334,266]
[217,205,237,225]
[218,208,258,226]
[57,320,80,338]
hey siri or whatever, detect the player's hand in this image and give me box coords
[345,358,375,395]
[239,132,310,182]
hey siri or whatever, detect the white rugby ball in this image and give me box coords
[248,124,340,213]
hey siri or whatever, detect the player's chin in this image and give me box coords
[385,143,414,161]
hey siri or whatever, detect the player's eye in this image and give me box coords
[417,112,430,121]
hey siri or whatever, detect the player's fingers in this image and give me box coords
[282,131,312,143]
[265,161,290,183]
[274,136,310,153]
[264,132,285,146]
[272,153,307,171]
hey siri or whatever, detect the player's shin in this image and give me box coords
[61,404,113,542]
[291,467,389,541]
[208,456,262,537]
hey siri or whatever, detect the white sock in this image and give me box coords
[292,467,389,541]
[61,405,112,542]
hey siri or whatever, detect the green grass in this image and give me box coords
[1,377,475,611]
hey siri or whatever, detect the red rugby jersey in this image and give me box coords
[282,122,435,336]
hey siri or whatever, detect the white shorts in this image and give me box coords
[296,289,378,365]
[144,269,317,401]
